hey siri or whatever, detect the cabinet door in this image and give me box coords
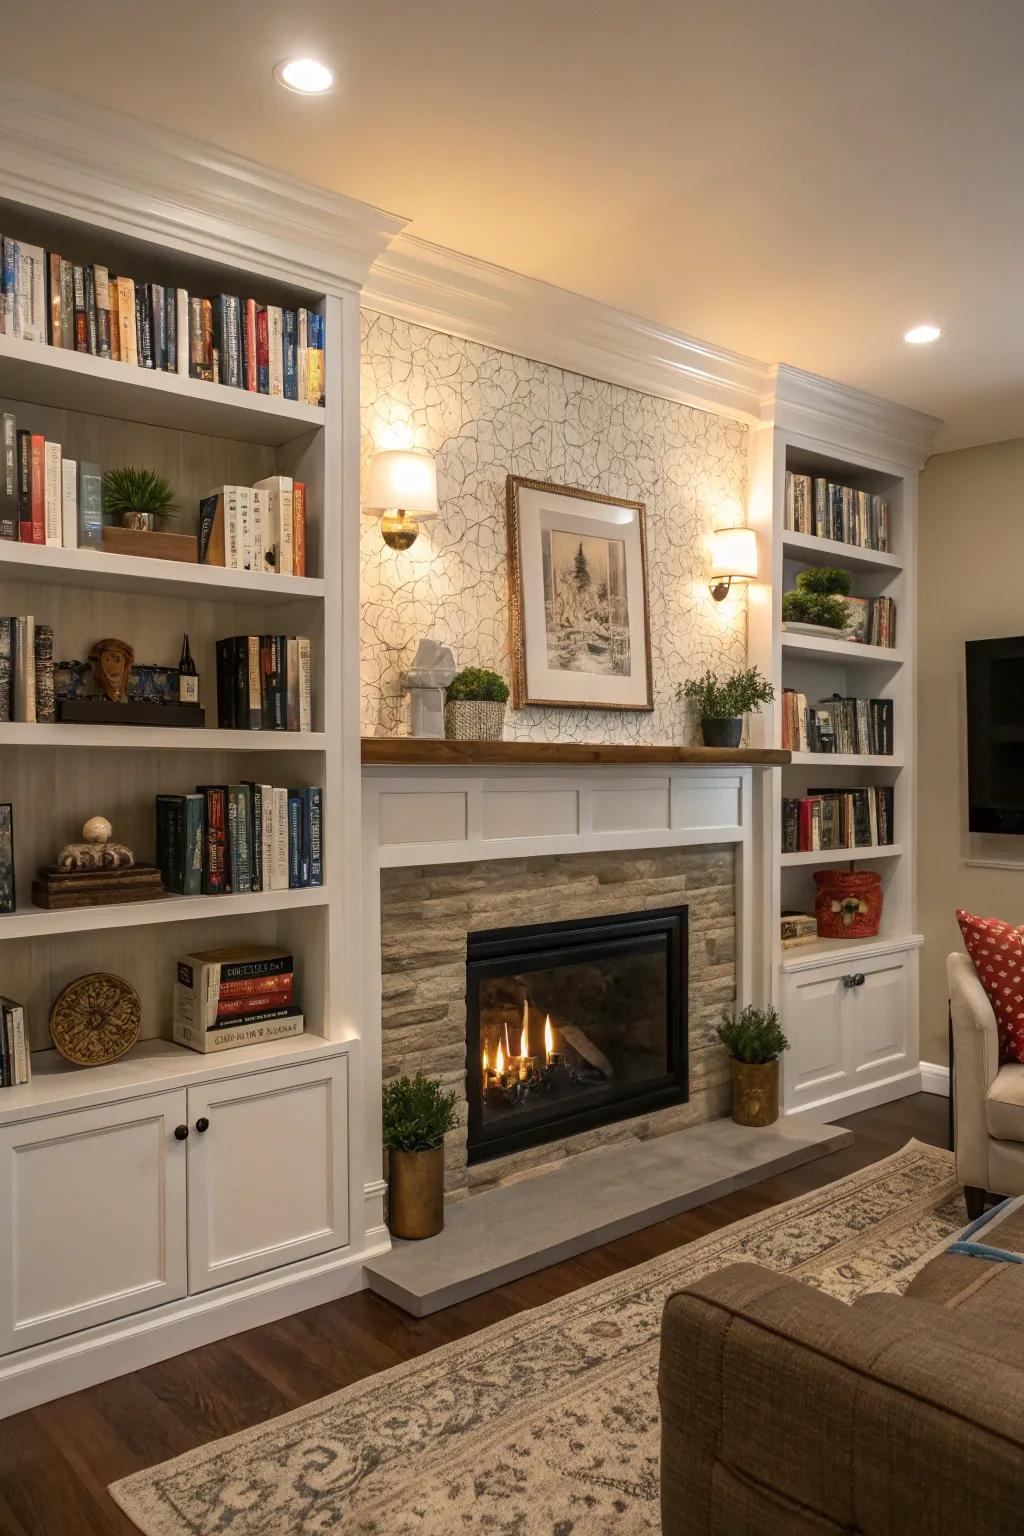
[847,953,911,1084]
[0,1090,188,1352]
[782,968,850,1112]
[187,1055,349,1294]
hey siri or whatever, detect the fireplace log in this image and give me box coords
[557,1023,614,1079]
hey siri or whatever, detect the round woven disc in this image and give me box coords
[50,973,142,1066]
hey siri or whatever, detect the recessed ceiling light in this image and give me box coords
[903,324,942,345]
[274,58,335,95]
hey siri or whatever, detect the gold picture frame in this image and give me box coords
[506,475,654,712]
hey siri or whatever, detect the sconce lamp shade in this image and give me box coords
[709,525,758,581]
[365,449,439,516]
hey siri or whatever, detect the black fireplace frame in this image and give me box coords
[465,905,689,1163]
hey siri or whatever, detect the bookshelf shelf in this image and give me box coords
[0,723,326,751]
[787,752,903,769]
[780,844,903,867]
[781,932,924,973]
[0,332,325,447]
[781,531,902,574]
[0,885,328,942]
[780,632,904,665]
[0,541,326,604]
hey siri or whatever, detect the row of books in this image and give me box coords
[172,945,303,1054]
[215,635,313,732]
[199,478,307,577]
[156,783,323,895]
[1,238,325,404]
[0,996,30,1084]
[0,413,102,547]
[785,471,891,552]
[0,618,54,722]
[782,786,895,853]
[782,691,894,756]
[845,595,896,648]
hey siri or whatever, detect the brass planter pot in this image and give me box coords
[388,1144,445,1240]
[730,1059,780,1127]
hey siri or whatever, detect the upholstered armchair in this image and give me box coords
[949,950,1024,1214]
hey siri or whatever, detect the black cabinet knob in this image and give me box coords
[173,1124,189,1141]
[196,1117,210,1133]
[842,974,856,988]
[855,973,866,987]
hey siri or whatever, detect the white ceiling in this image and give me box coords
[6,0,1024,451]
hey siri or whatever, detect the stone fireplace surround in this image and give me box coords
[359,750,774,1238]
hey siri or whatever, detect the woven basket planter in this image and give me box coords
[444,699,506,741]
[814,869,883,939]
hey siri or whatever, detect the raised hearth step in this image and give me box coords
[363,1115,853,1316]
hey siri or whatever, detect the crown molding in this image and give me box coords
[763,362,942,469]
[0,73,408,293]
[364,234,774,424]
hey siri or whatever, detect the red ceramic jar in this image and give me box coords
[813,869,883,939]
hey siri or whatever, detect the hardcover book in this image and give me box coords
[0,804,14,913]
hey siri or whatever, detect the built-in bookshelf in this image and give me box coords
[747,391,937,1118]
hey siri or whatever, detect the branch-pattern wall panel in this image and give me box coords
[360,310,748,743]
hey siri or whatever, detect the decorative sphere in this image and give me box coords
[82,816,113,844]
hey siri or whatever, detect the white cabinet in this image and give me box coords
[187,1056,349,1292]
[0,1048,350,1356]
[782,948,914,1115]
[0,1090,188,1353]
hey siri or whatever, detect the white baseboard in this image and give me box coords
[783,1067,923,1122]
[919,1061,951,1097]
[0,1235,390,1421]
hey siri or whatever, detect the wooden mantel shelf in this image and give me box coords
[361,738,791,767]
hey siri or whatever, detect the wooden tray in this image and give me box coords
[102,526,199,564]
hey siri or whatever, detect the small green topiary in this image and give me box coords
[103,465,177,524]
[382,1073,459,1153]
[717,1006,789,1064]
[795,566,853,597]
[781,590,849,629]
[678,666,775,719]
[446,667,510,704]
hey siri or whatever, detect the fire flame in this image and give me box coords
[495,1041,505,1077]
[503,1021,512,1061]
[521,998,530,1059]
[482,1044,489,1075]
[544,1014,554,1061]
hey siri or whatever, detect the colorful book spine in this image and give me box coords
[77,462,103,549]
[16,429,31,542]
[33,623,54,723]
[43,440,62,547]
[0,808,13,915]
[305,785,323,887]
[0,413,16,541]
[29,434,45,544]
[0,620,11,722]
[61,458,78,549]
[197,785,227,894]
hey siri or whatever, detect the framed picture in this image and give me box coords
[506,475,653,711]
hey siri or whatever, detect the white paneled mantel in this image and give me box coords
[359,742,788,1239]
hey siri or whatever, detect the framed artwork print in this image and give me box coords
[506,475,653,711]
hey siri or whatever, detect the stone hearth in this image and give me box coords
[380,844,736,1200]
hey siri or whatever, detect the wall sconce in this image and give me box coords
[364,448,439,550]
[708,525,758,601]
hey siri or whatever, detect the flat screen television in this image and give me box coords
[966,636,1024,834]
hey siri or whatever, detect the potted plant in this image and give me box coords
[103,466,178,532]
[382,1072,459,1240]
[445,667,510,742]
[679,666,775,748]
[781,566,852,634]
[717,1005,789,1127]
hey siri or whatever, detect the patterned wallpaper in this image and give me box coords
[360,309,748,743]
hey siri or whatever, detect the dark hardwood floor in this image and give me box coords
[0,1093,949,1535]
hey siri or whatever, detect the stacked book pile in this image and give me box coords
[782,786,895,853]
[172,945,302,1054]
[199,477,307,576]
[782,691,894,755]
[785,471,890,552]
[0,996,30,1084]
[0,617,54,722]
[781,912,818,950]
[845,594,896,648]
[215,634,313,732]
[157,783,323,895]
[1,237,325,404]
[0,412,102,548]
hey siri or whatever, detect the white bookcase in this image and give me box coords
[0,74,405,1416]
[747,367,939,1119]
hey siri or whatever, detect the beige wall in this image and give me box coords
[918,438,1024,1063]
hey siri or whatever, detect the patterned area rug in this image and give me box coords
[110,1140,960,1536]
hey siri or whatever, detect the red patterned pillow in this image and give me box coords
[957,909,1024,1064]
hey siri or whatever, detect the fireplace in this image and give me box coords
[466,906,689,1163]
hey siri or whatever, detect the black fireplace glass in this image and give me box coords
[466,906,688,1163]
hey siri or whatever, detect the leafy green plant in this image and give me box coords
[382,1073,459,1152]
[679,666,775,720]
[717,1006,789,1063]
[446,667,510,704]
[795,566,853,597]
[102,466,177,524]
[781,590,849,628]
